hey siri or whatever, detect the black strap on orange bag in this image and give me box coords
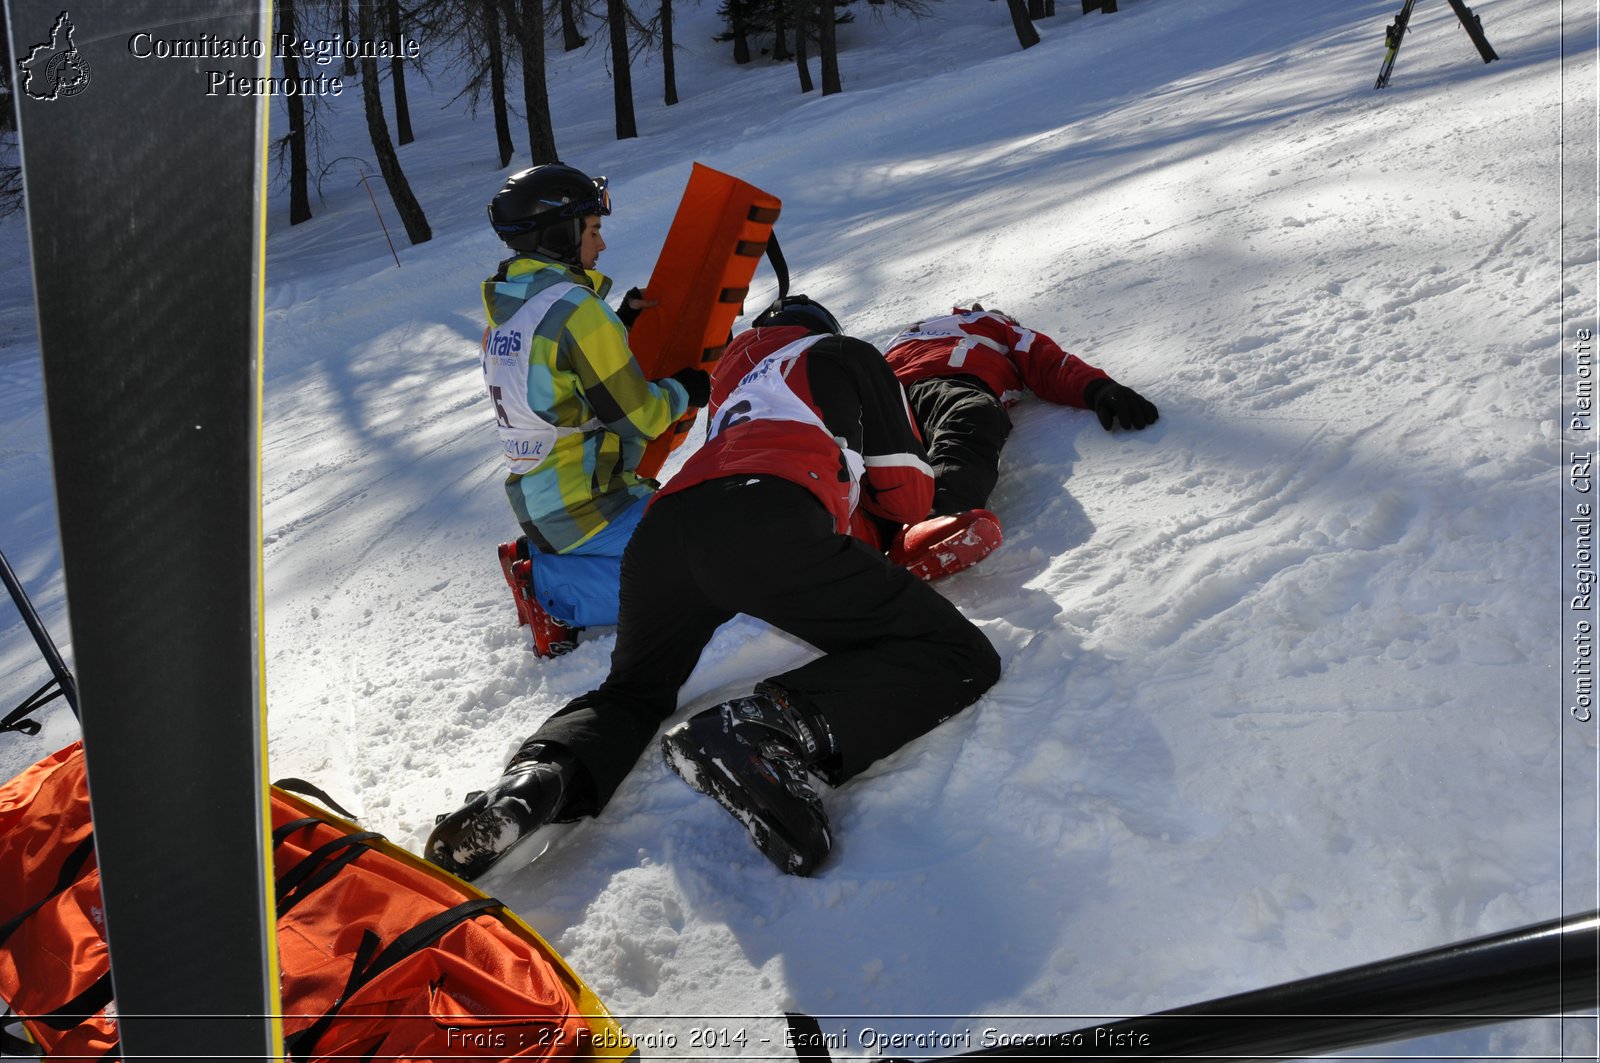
[285,897,503,1061]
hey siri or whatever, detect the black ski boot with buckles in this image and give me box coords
[661,683,833,876]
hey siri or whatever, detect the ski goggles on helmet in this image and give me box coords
[556,175,610,219]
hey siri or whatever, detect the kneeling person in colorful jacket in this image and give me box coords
[482,163,709,657]
[429,297,1001,879]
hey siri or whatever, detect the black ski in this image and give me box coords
[1376,0,1497,89]
[7,0,281,1056]
[1445,0,1499,64]
[1375,0,1417,89]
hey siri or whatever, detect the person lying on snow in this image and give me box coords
[856,304,1160,580]
[427,296,1001,880]
[481,162,709,659]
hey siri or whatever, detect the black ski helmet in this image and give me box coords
[488,163,611,263]
[754,294,841,335]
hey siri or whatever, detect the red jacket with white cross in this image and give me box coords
[882,308,1109,407]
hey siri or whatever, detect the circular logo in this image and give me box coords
[45,50,91,98]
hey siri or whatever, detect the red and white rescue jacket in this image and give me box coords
[882,308,1109,408]
[657,326,933,532]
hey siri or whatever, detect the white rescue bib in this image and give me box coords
[711,334,866,510]
[481,281,591,475]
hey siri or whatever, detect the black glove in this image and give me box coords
[617,287,647,329]
[1085,378,1159,432]
[666,367,711,408]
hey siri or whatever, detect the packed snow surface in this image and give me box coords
[2,0,1596,1058]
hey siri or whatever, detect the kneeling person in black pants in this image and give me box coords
[427,296,1002,878]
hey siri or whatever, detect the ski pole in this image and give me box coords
[0,545,79,727]
[357,163,403,268]
[933,910,1598,1061]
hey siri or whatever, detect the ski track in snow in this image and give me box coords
[1,0,1594,1058]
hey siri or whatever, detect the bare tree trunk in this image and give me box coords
[483,0,515,166]
[340,0,357,74]
[358,0,431,244]
[561,0,586,50]
[661,0,678,105]
[516,0,559,161]
[772,1,791,61]
[1006,0,1040,48]
[279,0,312,224]
[729,0,751,64]
[793,0,813,92]
[818,0,840,94]
[607,0,638,139]
[385,0,414,144]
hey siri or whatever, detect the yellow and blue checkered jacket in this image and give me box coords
[481,255,690,553]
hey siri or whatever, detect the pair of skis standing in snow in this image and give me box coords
[427,163,1159,880]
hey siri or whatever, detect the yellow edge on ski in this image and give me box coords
[251,2,287,1054]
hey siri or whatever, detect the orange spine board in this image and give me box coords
[629,163,781,479]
